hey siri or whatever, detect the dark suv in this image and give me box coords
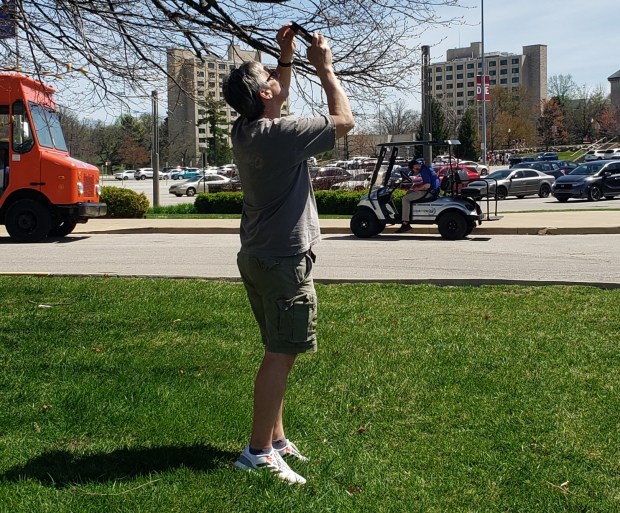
[552,160,620,202]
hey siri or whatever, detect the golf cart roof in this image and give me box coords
[376,139,461,148]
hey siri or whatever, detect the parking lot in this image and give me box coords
[103,176,620,212]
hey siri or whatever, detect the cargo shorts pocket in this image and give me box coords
[276,293,317,343]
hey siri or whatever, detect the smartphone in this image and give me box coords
[291,22,313,44]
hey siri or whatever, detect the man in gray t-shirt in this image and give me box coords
[223,24,353,485]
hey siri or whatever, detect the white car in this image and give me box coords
[168,174,232,196]
[584,150,607,161]
[134,167,154,180]
[458,160,489,176]
[114,170,136,180]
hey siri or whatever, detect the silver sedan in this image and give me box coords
[168,174,231,197]
[467,168,554,200]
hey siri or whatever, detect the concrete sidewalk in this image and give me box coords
[70,210,620,236]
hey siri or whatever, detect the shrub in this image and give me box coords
[194,192,243,214]
[314,190,361,215]
[101,186,150,218]
[149,203,197,215]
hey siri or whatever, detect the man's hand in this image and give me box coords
[276,25,296,63]
[307,34,333,72]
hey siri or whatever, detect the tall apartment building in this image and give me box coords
[166,45,289,166]
[430,42,547,121]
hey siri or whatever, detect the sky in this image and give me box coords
[425,0,619,96]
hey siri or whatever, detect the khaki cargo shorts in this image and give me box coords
[237,250,317,354]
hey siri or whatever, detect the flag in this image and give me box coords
[0,0,16,39]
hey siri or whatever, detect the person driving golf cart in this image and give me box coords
[396,158,440,233]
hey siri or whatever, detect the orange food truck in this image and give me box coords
[0,73,106,242]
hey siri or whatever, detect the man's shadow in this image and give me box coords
[1,444,237,488]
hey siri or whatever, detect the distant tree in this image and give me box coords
[199,97,233,166]
[416,97,449,157]
[456,109,479,160]
[486,86,535,150]
[375,100,420,135]
[548,74,578,112]
[565,85,609,142]
[537,99,568,149]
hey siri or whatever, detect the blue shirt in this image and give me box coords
[419,164,440,194]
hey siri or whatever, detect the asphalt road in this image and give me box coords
[2,233,619,286]
[104,178,620,212]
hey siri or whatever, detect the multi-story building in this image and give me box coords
[166,45,289,166]
[609,69,620,113]
[430,42,547,121]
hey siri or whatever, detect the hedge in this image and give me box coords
[101,186,150,218]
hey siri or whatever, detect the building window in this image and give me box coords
[467,72,474,78]
[457,110,463,115]
[436,93,443,99]
[500,59,508,66]
[446,65,453,71]
[467,81,474,87]
[436,85,443,90]
[500,69,508,75]
[467,91,474,96]
[500,78,508,84]
[489,70,496,76]
[199,138,207,143]
[199,128,206,134]
[208,62,215,69]
[446,75,453,80]
[512,77,519,83]
[488,60,496,67]
[218,63,226,69]
[512,58,519,64]
[467,63,474,69]
[457,73,463,79]
[512,68,519,74]
[435,75,442,81]
[457,64,463,70]
[490,79,496,85]
[457,83,463,88]
[447,84,453,89]
[197,81,204,87]
[196,71,204,77]
[457,100,463,105]
[457,91,464,97]
[468,100,475,105]
[447,101,453,107]
[435,66,442,72]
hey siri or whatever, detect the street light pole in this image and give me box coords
[481,0,487,166]
[151,90,160,207]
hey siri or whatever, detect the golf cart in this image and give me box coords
[349,140,501,240]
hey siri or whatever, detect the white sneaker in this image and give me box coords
[277,440,309,462]
[233,446,306,485]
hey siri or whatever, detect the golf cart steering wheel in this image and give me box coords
[399,168,413,184]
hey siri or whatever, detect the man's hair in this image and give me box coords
[222,61,268,121]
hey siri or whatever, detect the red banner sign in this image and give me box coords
[476,75,490,102]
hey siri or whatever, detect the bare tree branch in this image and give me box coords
[0,0,467,116]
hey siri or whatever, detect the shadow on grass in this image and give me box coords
[1,444,237,487]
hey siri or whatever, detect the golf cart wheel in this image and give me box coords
[186,188,196,197]
[5,199,53,243]
[587,185,602,201]
[496,186,508,201]
[350,209,382,238]
[538,183,551,198]
[48,218,78,237]
[437,211,468,240]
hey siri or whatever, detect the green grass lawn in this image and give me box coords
[1,276,619,512]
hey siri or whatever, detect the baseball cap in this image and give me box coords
[409,158,424,168]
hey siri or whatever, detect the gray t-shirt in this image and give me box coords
[231,115,336,256]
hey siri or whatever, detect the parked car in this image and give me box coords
[159,166,182,179]
[603,148,620,159]
[114,170,136,180]
[330,172,372,191]
[537,152,558,161]
[584,149,607,161]
[552,160,620,202]
[168,174,231,196]
[134,168,154,180]
[508,155,537,168]
[311,166,352,190]
[555,160,579,174]
[512,161,560,173]
[457,160,489,176]
[171,167,202,180]
[467,168,554,200]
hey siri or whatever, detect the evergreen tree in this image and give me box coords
[456,109,479,160]
[199,97,233,166]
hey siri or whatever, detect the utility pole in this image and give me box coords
[481,0,488,166]
[421,45,433,163]
[151,90,160,207]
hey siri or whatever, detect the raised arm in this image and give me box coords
[307,34,355,139]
